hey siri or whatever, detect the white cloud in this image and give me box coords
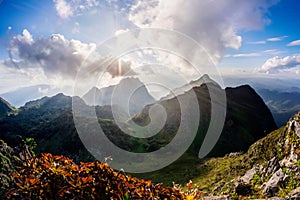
[287,40,300,47]
[128,0,278,65]
[8,29,96,78]
[259,55,300,73]
[53,0,99,19]
[54,0,73,19]
[16,29,33,44]
[232,53,261,58]
[72,22,80,34]
[225,49,282,58]
[248,41,266,45]
[262,49,282,55]
[267,36,288,42]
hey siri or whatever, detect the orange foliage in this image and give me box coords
[7,153,200,199]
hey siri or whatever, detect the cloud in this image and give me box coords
[267,36,288,42]
[262,49,283,55]
[225,49,282,58]
[232,53,261,58]
[248,41,266,45]
[248,36,287,45]
[259,55,300,73]
[53,0,99,19]
[128,0,279,64]
[72,22,80,34]
[287,40,300,47]
[8,29,96,78]
[53,0,73,19]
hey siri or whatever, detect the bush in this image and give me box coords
[8,153,192,199]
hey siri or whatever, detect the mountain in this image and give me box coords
[160,74,217,101]
[0,85,61,107]
[0,93,72,146]
[83,77,156,115]
[257,88,300,127]
[0,79,276,163]
[133,83,277,157]
[0,97,17,119]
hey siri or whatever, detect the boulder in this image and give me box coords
[263,157,280,179]
[286,187,300,200]
[235,182,252,196]
[240,165,259,184]
[226,152,242,158]
[263,168,289,197]
[280,144,298,168]
[235,165,260,196]
[203,195,231,200]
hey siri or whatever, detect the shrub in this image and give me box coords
[8,153,195,199]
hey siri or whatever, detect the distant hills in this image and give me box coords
[257,89,300,127]
[0,76,277,162]
[0,84,61,107]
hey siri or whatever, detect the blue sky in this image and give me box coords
[0,0,299,98]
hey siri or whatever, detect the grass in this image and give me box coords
[131,125,293,198]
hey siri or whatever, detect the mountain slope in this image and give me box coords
[135,111,300,199]
[0,93,72,145]
[194,111,300,198]
[0,97,17,119]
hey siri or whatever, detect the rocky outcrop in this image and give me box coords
[203,195,231,200]
[280,144,298,168]
[235,165,260,195]
[289,112,300,137]
[263,157,280,179]
[232,112,300,199]
[286,187,300,199]
[263,168,289,196]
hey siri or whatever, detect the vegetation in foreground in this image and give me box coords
[1,140,203,200]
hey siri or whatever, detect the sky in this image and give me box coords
[0,0,300,100]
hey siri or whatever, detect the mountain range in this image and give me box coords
[0,84,61,107]
[0,76,277,163]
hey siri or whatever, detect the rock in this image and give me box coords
[288,112,300,137]
[240,165,259,184]
[235,182,252,196]
[254,198,285,200]
[263,168,288,197]
[203,195,231,200]
[226,152,242,158]
[286,187,300,200]
[280,144,298,168]
[262,157,280,180]
[235,165,260,196]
